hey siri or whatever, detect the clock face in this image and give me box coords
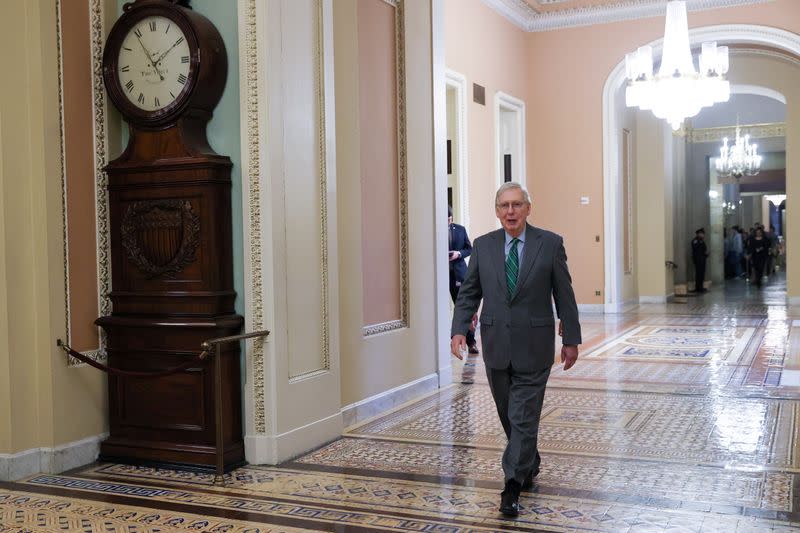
[117,15,192,112]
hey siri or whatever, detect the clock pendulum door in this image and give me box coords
[97,0,244,470]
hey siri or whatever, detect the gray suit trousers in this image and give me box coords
[486,364,551,484]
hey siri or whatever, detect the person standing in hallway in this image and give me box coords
[691,228,709,293]
[747,226,769,288]
[450,182,581,518]
[448,206,478,354]
[731,226,744,278]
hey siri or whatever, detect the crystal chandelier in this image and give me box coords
[715,124,762,177]
[625,1,730,130]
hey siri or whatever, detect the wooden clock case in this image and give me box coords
[97,0,244,470]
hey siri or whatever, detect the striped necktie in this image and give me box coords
[506,238,519,298]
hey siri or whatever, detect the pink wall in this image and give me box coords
[444,0,530,238]
[446,0,800,303]
[359,0,401,326]
[525,0,800,304]
[63,1,100,350]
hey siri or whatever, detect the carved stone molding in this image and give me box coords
[242,0,266,433]
[482,0,775,32]
[56,0,70,348]
[688,122,785,144]
[121,200,200,279]
[90,0,111,361]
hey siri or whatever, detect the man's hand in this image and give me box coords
[561,344,578,370]
[450,335,467,360]
[449,251,460,261]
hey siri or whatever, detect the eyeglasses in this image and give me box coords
[496,201,527,212]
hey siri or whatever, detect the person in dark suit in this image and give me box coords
[691,228,709,293]
[450,182,581,517]
[448,206,477,354]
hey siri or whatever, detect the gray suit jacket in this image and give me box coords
[451,224,581,372]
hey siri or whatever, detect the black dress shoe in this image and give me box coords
[468,344,479,354]
[499,479,521,517]
[521,468,539,490]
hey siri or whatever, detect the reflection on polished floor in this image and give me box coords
[3,276,800,531]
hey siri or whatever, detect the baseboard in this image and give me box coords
[0,433,107,481]
[577,304,605,313]
[438,366,453,387]
[789,298,800,307]
[639,295,668,304]
[244,411,342,466]
[341,373,439,429]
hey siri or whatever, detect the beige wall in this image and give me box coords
[635,114,670,298]
[335,0,438,406]
[443,0,530,238]
[0,0,106,456]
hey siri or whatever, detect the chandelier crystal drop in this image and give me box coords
[625,1,730,130]
[715,124,762,178]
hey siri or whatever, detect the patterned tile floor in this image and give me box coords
[4,275,800,531]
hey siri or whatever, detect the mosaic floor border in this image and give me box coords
[14,467,800,532]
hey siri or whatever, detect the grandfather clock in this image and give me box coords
[97,0,244,469]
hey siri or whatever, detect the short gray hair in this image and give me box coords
[495,182,531,206]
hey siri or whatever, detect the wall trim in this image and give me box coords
[639,295,669,304]
[577,303,605,314]
[603,25,800,310]
[0,434,107,481]
[341,373,439,428]
[88,0,110,363]
[445,68,470,230]
[239,0,268,435]
[688,122,786,144]
[481,0,775,33]
[244,412,342,465]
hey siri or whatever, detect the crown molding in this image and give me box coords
[481,0,776,33]
[688,122,785,143]
[480,0,536,31]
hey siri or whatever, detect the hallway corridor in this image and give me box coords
[3,280,800,532]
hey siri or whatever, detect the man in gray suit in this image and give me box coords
[450,182,581,517]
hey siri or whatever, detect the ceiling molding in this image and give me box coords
[480,0,536,31]
[688,122,785,143]
[481,0,776,33]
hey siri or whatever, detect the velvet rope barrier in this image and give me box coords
[56,339,209,378]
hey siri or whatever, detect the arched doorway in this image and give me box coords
[603,25,800,310]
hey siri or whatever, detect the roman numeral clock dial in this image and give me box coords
[116,15,191,112]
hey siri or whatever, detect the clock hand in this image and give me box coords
[135,33,165,81]
[155,39,183,65]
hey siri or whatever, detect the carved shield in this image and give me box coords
[121,200,200,279]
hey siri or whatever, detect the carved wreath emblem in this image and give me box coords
[121,199,200,279]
